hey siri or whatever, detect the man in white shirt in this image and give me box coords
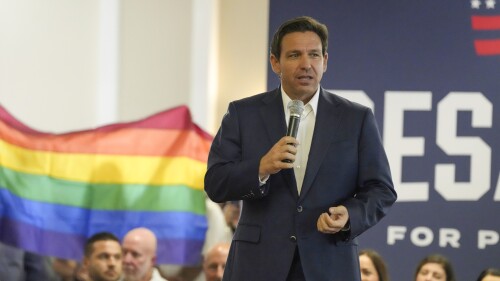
[122,228,168,281]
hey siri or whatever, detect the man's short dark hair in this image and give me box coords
[84,232,120,257]
[270,16,329,60]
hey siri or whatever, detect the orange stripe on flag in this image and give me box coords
[0,121,211,162]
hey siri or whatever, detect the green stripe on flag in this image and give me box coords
[0,166,206,214]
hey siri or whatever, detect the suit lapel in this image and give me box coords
[260,89,286,145]
[299,89,343,201]
[260,89,299,200]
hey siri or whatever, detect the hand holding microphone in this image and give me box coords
[259,100,304,177]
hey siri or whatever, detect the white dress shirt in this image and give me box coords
[282,88,319,194]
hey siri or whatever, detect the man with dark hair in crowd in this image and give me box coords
[83,232,123,281]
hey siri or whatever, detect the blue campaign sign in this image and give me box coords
[268,1,499,280]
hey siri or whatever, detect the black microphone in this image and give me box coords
[283,100,304,163]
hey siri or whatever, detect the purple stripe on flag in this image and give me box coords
[1,216,205,264]
[0,216,85,260]
[157,238,205,265]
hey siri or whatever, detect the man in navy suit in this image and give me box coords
[204,16,397,281]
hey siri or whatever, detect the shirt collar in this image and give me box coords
[281,86,320,118]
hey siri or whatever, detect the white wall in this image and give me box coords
[0,0,100,132]
[217,0,269,130]
[119,0,193,124]
[0,0,269,135]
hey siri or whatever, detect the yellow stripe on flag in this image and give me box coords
[0,139,206,189]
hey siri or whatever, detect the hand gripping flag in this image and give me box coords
[0,105,210,265]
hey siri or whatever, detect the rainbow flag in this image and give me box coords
[0,105,211,265]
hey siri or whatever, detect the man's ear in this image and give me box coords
[270,54,281,75]
[323,52,328,72]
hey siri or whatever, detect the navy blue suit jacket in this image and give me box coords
[205,88,396,281]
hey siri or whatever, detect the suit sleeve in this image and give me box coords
[341,108,397,239]
[204,102,269,203]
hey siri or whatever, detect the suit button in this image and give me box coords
[290,235,297,242]
[297,206,303,212]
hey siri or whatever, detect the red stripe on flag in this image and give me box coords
[471,15,500,30]
[474,39,500,55]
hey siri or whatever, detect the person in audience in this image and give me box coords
[74,261,91,281]
[0,241,55,281]
[122,227,168,281]
[414,254,455,281]
[52,258,79,281]
[222,201,241,233]
[83,232,122,281]
[476,268,500,281]
[158,197,232,281]
[202,242,230,281]
[359,249,390,281]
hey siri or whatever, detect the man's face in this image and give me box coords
[84,240,122,281]
[203,250,228,281]
[270,31,328,102]
[122,238,154,281]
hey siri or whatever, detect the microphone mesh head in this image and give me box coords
[288,100,305,117]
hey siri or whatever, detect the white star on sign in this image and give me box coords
[485,0,496,8]
[471,0,481,8]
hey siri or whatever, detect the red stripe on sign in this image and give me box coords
[474,39,500,55]
[471,15,500,30]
